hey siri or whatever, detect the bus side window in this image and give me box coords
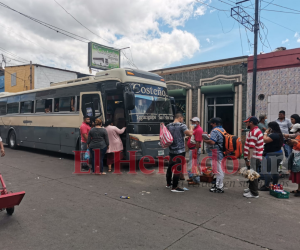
[20,101,34,113]
[0,102,7,115]
[54,98,59,112]
[7,102,19,114]
[36,99,53,113]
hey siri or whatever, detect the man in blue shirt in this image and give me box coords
[203,117,225,193]
[166,113,193,193]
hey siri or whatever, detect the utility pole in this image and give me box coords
[30,61,32,90]
[231,0,259,116]
[252,0,259,116]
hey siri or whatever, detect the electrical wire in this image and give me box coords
[53,0,111,44]
[260,0,274,10]
[0,46,30,63]
[1,54,28,64]
[196,0,230,12]
[217,11,236,33]
[261,0,300,13]
[129,48,138,69]
[260,17,297,33]
[0,2,91,43]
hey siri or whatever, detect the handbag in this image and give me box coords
[160,123,173,148]
[292,152,300,173]
[84,149,90,160]
[190,134,196,145]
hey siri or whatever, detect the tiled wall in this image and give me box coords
[247,67,300,117]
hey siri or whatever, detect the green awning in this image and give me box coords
[201,84,234,94]
[167,88,186,97]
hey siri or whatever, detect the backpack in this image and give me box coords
[160,123,173,148]
[215,128,243,158]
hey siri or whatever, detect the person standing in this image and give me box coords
[187,117,203,185]
[283,114,300,139]
[258,114,268,133]
[243,117,264,198]
[0,136,5,157]
[80,116,91,170]
[287,124,300,196]
[260,122,284,191]
[105,119,126,172]
[203,117,225,193]
[276,110,292,158]
[166,112,193,193]
[87,119,109,175]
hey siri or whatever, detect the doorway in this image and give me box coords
[206,96,234,134]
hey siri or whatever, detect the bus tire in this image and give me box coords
[8,130,17,149]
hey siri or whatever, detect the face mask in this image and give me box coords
[247,126,250,129]
[192,124,197,128]
[265,119,268,123]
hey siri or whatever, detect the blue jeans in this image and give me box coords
[188,148,201,183]
[261,151,283,187]
[90,147,107,173]
[284,143,292,158]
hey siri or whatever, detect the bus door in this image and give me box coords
[79,92,105,124]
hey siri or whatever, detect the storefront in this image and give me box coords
[151,56,248,138]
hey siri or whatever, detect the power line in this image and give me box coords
[0,2,91,43]
[0,54,28,64]
[261,0,300,13]
[217,11,236,33]
[53,0,111,44]
[0,46,30,63]
[196,0,230,12]
[260,16,297,33]
[261,0,274,10]
[129,48,138,69]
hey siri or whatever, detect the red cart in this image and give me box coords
[0,173,25,215]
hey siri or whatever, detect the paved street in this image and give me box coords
[0,147,299,250]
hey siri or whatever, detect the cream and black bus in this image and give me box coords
[0,68,175,159]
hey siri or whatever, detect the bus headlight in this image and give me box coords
[130,136,141,150]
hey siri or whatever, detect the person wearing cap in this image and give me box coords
[286,123,300,196]
[187,117,203,185]
[202,117,225,193]
[80,116,91,171]
[276,110,293,158]
[243,116,264,198]
[165,112,193,193]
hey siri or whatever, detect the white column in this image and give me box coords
[238,84,243,138]
[198,88,201,119]
[189,89,192,127]
[234,85,238,136]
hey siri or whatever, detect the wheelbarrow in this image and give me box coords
[0,173,25,215]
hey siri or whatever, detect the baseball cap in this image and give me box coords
[208,117,222,124]
[244,116,259,124]
[290,124,300,133]
[190,117,200,122]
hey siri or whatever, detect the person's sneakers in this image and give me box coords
[171,187,185,193]
[259,185,269,191]
[166,185,171,188]
[216,187,224,193]
[244,188,250,193]
[209,185,217,192]
[243,192,259,198]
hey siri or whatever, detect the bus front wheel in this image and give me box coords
[8,131,17,149]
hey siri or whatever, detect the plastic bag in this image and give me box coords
[84,149,90,160]
[160,123,173,148]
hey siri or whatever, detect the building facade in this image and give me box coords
[247,48,300,122]
[4,64,89,93]
[151,56,248,138]
[0,69,4,92]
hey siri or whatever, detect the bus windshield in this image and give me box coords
[130,94,173,123]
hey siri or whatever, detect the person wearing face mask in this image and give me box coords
[187,117,203,185]
[283,114,300,140]
[165,112,193,193]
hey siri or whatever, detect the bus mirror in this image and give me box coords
[124,92,135,110]
[172,104,176,115]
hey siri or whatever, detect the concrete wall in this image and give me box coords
[4,65,32,92]
[247,67,300,118]
[34,66,77,89]
[268,94,300,122]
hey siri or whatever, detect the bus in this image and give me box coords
[0,68,175,160]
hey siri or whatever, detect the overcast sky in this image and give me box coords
[0,0,299,74]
